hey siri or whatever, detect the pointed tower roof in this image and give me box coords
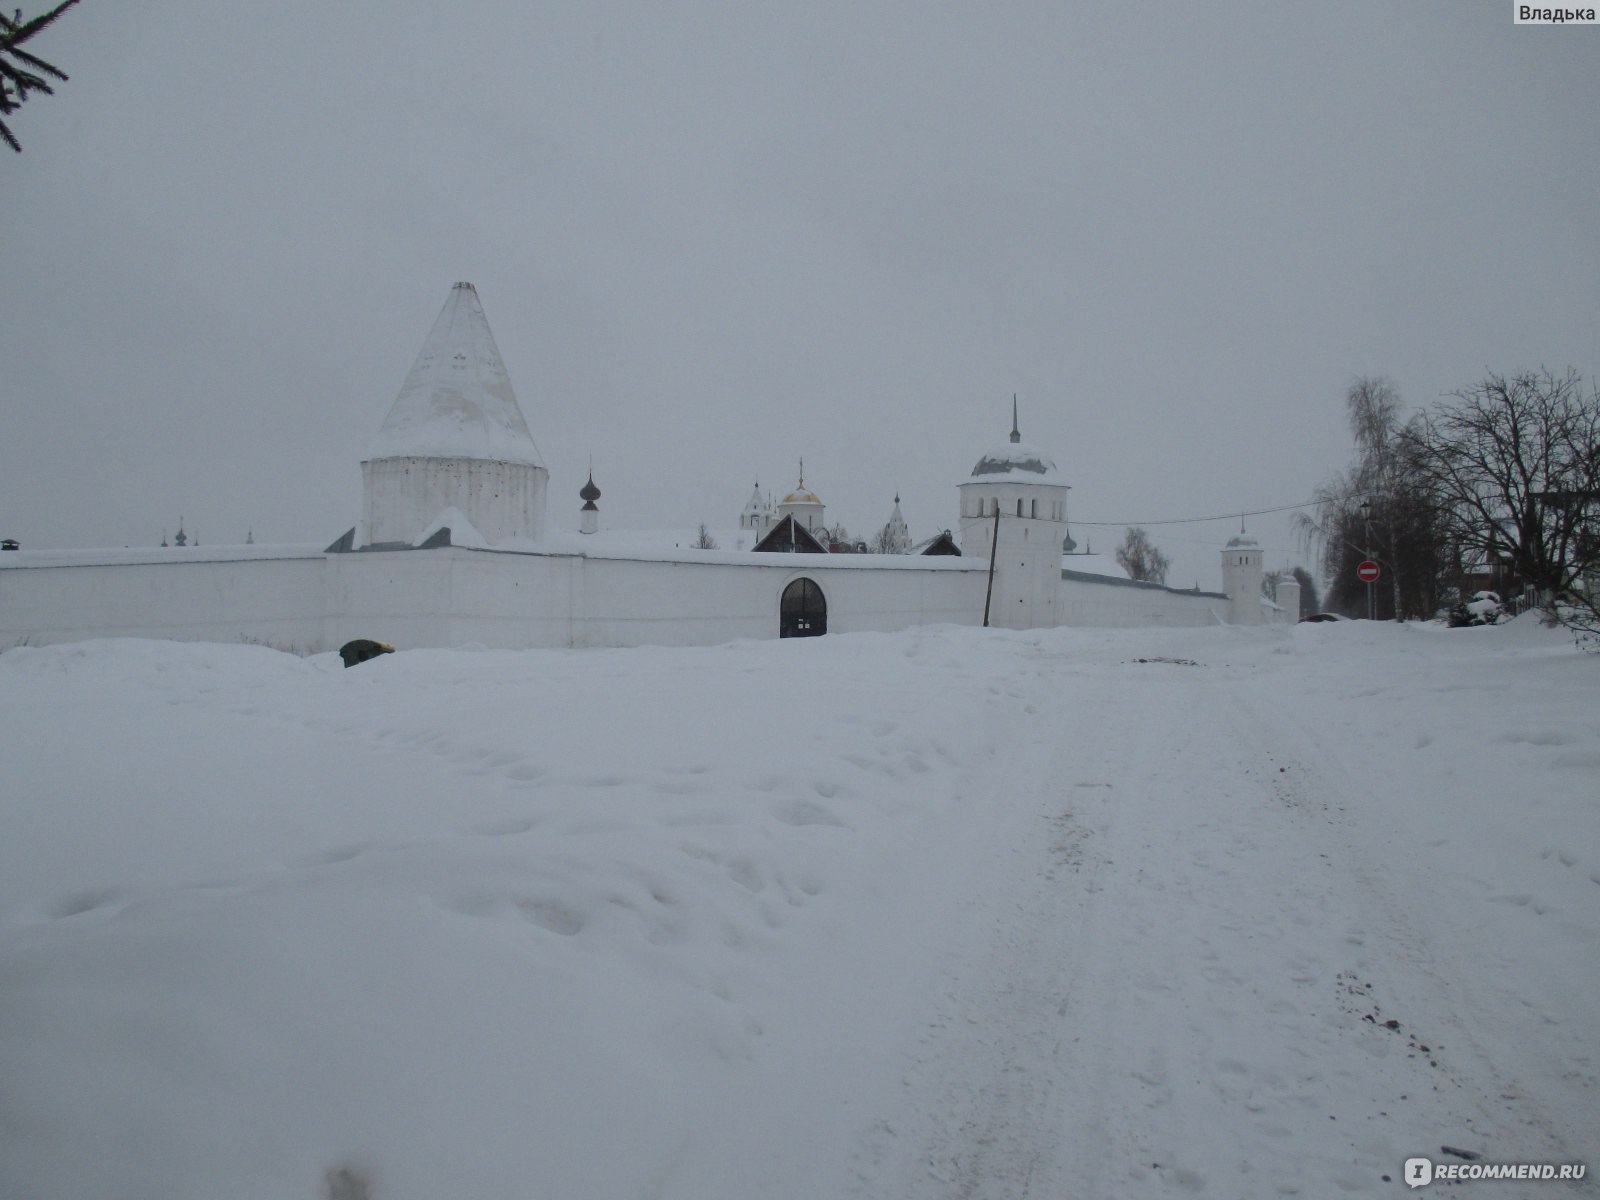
[970,399,1064,482]
[888,492,907,526]
[366,282,545,467]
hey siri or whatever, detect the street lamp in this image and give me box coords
[1360,499,1375,620]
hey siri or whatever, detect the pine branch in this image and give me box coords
[8,43,68,81]
[1,1,80,49]
[0,0,80,151]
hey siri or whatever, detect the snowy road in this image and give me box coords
[1,622,1595,1199]
[833,631,1596,1199]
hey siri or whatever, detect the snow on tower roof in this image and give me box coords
[365,283,545,467]
[970,442,1063,482]
[968,403,1065,482]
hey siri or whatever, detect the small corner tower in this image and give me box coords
[359,282,549,548]
[957,399,1070,629]
[1222,527,1264,624]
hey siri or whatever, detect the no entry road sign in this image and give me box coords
[1357,560,1381,584]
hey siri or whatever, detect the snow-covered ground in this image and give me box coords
[1,619,1594,1199]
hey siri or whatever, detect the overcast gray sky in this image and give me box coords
[3,1,1595,591]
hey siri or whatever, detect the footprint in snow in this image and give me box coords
[294,843,369,868]
[466,816,540,837]
[775,800,850,828]
[47,886,128,919]
[515,899,585,936]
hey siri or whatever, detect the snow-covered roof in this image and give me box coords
[1225,533,1259,549]
[1059,552,1128,580]
[365,283,544,468]
[967,404,1066,483]
[530,528,982,569]
[969,441,1064,483]
[414,507,488,549]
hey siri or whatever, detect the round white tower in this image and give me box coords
[957,403,1070,629]
[359,283,548,548]
[1221,530,1264,624]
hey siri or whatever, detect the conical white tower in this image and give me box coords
[359,283,548,548]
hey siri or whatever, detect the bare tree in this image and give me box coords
[693,523,718,550]
[1115,527,1170,584]
[1,1,80,152]
[1293,378,1448,619]
[1403,369,1600,638]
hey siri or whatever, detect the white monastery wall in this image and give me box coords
[2,548,991,653]
[375,550,989,649]
[0,551,328,653]
[1058,572,1229,628]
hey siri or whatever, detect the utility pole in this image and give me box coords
[1361,499,1375,620]
[982,507,1000,627]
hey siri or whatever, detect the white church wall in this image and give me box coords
[1058,572,1229,628]
[0,551,328,653]
[324,548,463,649]
[0,545,990,654]
[2,542,1246,652]
[367,550,989,649]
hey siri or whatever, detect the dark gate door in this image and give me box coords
[780,577,827,638]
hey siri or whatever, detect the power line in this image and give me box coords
[1069,499,1317,528]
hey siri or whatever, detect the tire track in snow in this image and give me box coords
[843,658,1156,1199]
[845,655,1446,1198]
[1223,685,1599,1194]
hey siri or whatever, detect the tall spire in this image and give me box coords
[1010,394,1021,444]
[366,282,544,467]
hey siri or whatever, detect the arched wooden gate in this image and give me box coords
[780,577,827,638]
